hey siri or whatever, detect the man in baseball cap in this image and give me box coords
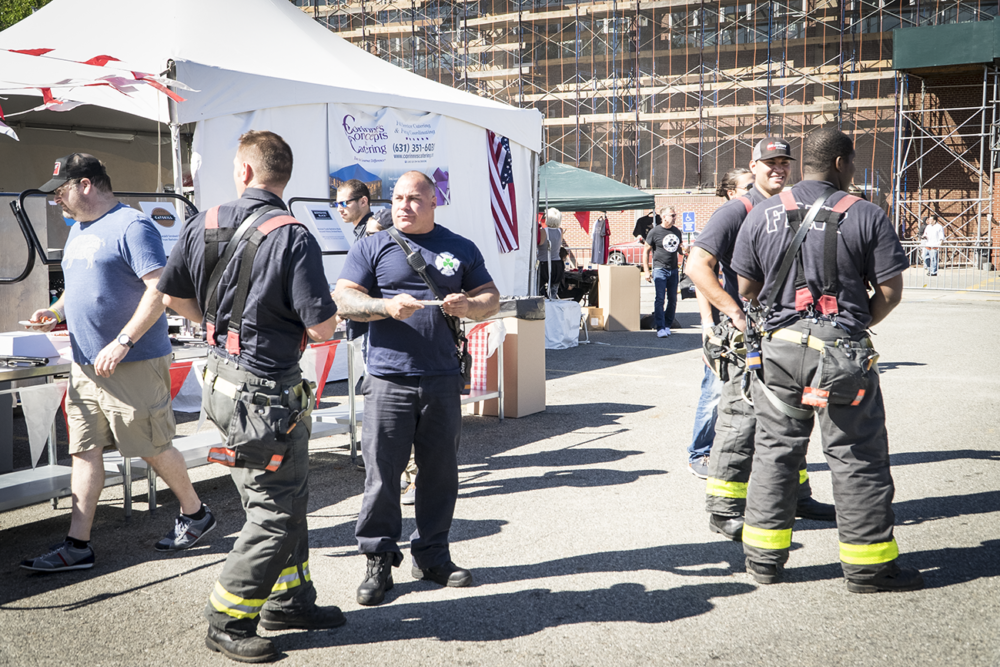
[37,153,110,193]
[752,136,795,162]
[20,152,217,575]
[750,136,795,195]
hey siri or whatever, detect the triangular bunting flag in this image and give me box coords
[306,341,340,407]
[169,361,193,400]
[21,382,67,469]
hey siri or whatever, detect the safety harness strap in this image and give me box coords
[202,206,237,304]
[736,195,753,214]
[763,188,835,321]
[775,191,862,317]
[203,205,280,342]
[755,372,815,421]
[225,215,304,356]
[203,206,303,356]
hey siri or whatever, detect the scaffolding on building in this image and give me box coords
[893,67,998,245]
[294,0,1000,220]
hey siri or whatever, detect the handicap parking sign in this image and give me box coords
[682,212,696,234]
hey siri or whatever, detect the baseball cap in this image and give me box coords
[752,137,795,162]
[37,153,107,193]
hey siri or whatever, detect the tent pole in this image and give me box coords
[167,60,185,218]
[170,123,183,207]
[530,149,541,296]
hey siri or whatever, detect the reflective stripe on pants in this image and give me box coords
[202,354,318,636]
[743,321,899,579]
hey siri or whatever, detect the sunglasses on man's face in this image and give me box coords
[336,197,359,208]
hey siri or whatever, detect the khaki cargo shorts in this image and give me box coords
[66,354,176,458]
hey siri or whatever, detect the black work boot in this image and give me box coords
[795,497,837,522]
[846,567,924,594]
[357,553,394,606]
[411,561,473,587]
[259,605,346,631]
[746,558,783,585]
[205,626,276,663]
[709,514,744,541]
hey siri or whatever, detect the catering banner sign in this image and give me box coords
[138,201,180,256]
[328,105,450,207]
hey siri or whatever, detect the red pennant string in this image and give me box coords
[10,48,53,56]
[132,71,186,103]
[80,55,121,66]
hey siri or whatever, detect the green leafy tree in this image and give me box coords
[0,0,52,32]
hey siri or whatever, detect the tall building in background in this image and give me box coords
[295,0,1000,246]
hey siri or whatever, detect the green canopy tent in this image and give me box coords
[537,161,655,212]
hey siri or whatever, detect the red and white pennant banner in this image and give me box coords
[0,48,195,141]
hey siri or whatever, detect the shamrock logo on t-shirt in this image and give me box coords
[436,252,461,276]
[663,234,680,253]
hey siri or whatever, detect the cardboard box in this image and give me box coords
[475,317,546,419]
[585,307,605,331]
[0,332,59,358]
[597,265,641,331]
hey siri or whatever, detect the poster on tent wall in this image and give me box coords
[328,105,449,207]
[138,201,180,256]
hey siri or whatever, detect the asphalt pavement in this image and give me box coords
[1,275,998,667]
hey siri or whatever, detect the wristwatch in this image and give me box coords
[117,333,134,349]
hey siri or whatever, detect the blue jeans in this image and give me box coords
[652,267,679,330]
[688,363,722,462]
[923,248,939,275]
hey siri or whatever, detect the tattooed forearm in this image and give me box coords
[334,286,390,322]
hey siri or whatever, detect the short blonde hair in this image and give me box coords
[545,207,562,228]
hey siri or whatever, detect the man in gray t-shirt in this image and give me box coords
[20,153,214,575]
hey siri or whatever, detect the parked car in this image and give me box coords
[607,240,645,266]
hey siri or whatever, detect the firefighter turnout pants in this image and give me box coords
[705,359,815,517]
[743,320,901,580]
[202,354,316,637]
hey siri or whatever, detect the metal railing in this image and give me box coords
[900,241,1000,292]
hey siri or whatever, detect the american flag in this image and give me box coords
[487,130,519,253]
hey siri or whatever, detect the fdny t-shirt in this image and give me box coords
[731,180,908,335]
[62,203,171,365]
[339,224,494,377]
[693,186,770,306]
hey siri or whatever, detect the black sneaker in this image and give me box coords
[412,561,473,588]
[846,567,924,594]
[795,497,837,522]
[205,626,276,663]
[746,558,783,585]
[688,456,710,480]
[357,553,394,606]
[155,505,217,551]
[20,541,95,572]
[259,605,346,631]
[709,514,744,541]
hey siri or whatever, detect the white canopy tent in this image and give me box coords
[0,0,542,295]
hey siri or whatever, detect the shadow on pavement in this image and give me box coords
[1,553,227,608]
[876,361,926,372]
[544,329,702,378]
[279,581,756,649]
[459,467,667,499]
[806,448,1000,474]
[312,517,507,553]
